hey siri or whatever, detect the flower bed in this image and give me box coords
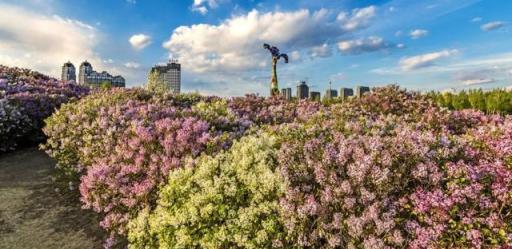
[43,85,512,248]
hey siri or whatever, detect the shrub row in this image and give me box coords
[43,85,512,248]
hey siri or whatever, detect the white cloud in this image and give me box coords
[481,21,504,31]
[399,49,458,71]
[396,43,406,49]
[336,5,377,31]
[309,43,332,58]
[163,7,377,73]
[191,0,218,15]
[192,6,208,15]
[103,58,114,64]
[129,34,152,50]
[337,36,391,55]
[471,17,482,22]
[124,62,141,69]
[290,50,301,62]
[0,3,104,77]
[461,78,495,85]
[409,29,428,39]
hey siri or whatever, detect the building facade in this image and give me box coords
[150,60,181,94]
[340,88,354,101]
[296,81,309,99]
[355,85,370,98]
[61,61,76,82]
[77,61,125,87]
[325,89,338,99]
[309,91,321,101]
[281,88,292,100]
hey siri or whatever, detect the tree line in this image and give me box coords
[428,89,512,114]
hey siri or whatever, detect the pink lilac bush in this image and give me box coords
[42,88,152,182]
[78,103,217,243]
[275,86,512,248]
[228,94,324,125]
[277,115,459,248]
[401,115,512,248]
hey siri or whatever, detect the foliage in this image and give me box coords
[128,134,286,249]
[146,70,168,94]
[429,89,512,114]
[0,98,32,151]
[40,84,512,248]
[0,65,88,152]
[41,88,152,182]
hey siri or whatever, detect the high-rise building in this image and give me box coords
[61,61,76,82]
[77,61,125,87]
[281,88,292,100]
[325,89,338,99]
[355,85,370,98]
[150,60,181,94]
[78,61,93,85]
[340,88,354,101]
[296,81,309,99]
[309,91,321,101]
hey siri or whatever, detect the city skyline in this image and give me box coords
[0,0,511,96]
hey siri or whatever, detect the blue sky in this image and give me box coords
[0,0,511,96]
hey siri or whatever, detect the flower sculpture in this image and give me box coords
[263,43,288,97]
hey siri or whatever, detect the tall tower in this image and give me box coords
[61,61,76,82]
[78,61,93,85]
[150,60,181,94]
[296,81,309,99]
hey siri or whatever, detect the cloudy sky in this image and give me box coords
[0,0,511,96]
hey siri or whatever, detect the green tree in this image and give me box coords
[100,81,112,90]
[145,70,168,94]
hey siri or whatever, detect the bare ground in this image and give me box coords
[0,147,105,249]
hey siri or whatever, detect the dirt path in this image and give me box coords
[0,147,104,249]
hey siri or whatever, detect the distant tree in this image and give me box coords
[452,90,470,109]
[100,81,112,90]
[146,70,168,94]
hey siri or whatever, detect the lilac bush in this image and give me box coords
[0,65,88,152]
[40,84,512,248]
[0,98,32,151]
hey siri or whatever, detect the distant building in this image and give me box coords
[78,61,125,87]
[281,88,292,100]
[61,61,76,82]
[296,81,309,99]
[340,88,354,101]
[150,60,181,94]
[309,91,321,101]
[355,85,370,98]
[325,89,338,99]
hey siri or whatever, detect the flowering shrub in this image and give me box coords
[0,98,32,151]
[40,84,512,248]
[41,88,152,181]
[79,103,214,237]
[276,115,456,248]
[0,65,88,152]
[228,94,323,125]
[400,116,512,248]
[127,133,286,249]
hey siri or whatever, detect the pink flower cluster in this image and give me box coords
[276,86,512,248]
